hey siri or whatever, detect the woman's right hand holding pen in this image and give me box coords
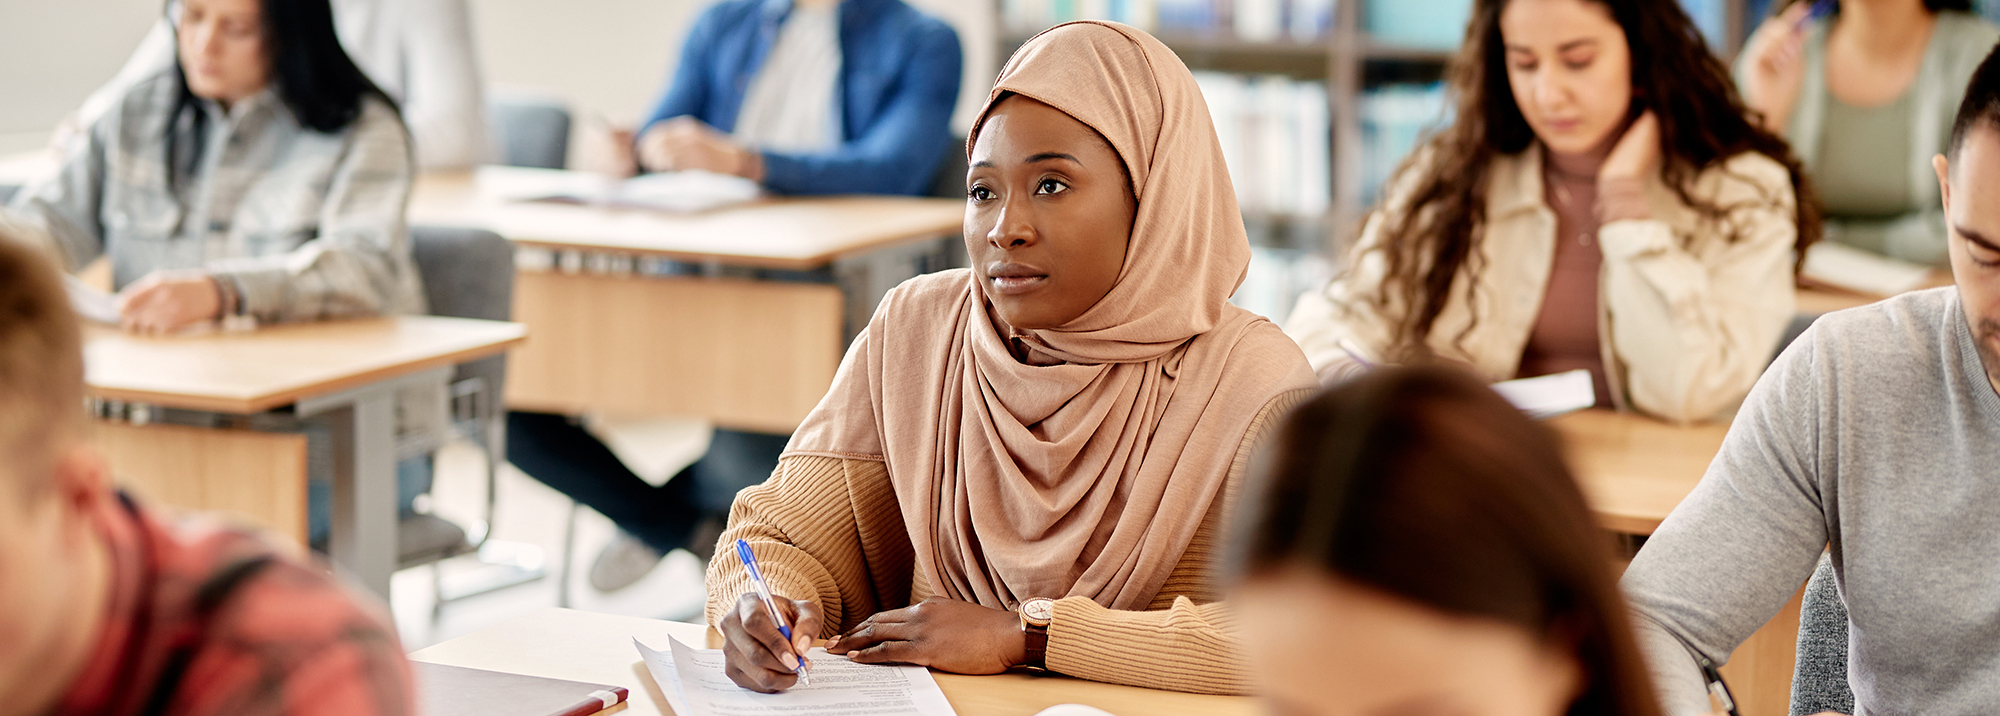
[721,591,821,693]
[1740,0,1818,132]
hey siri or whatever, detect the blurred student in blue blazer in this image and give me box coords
[510,0,963,594]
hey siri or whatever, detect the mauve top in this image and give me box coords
[1517,165,1614,407]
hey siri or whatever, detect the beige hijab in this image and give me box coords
[786,20,1316,611]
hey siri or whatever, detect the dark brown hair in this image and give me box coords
[0,222,86,494]
[1355,0,1821,361]
[1949,40,2000,158]
[1234,367,1661,716]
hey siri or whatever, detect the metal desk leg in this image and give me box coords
[297,367,449,600]
[316,387,399,598]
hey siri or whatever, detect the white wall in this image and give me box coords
[0,0,160,153]
[0,0,995,156]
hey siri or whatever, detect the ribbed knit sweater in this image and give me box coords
[705,389,1312,695]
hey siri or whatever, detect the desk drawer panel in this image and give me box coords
[507,271,843,433]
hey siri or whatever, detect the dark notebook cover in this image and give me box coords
[416,662,630,716]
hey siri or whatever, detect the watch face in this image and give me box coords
[1023,598,1055,621]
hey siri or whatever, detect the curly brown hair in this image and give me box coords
[1356,0,1822,361]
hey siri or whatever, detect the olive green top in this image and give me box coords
[1816,92,1916,222]
[1738,10,2000,266]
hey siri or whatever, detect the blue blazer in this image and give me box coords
[642,0,963,196]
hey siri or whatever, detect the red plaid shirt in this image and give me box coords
[52,493,414,716]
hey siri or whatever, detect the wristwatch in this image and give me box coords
[1019,597,1055,671]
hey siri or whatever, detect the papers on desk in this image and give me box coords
[66,274,120,324]
[1491,369,1596,419]
[636,636,959,716]
[1801,241,1935,298]
[413,662,628,716]
[479,165,762,214]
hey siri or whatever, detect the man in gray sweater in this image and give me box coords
[1622,43,2000,716]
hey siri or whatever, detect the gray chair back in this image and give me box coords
[927,135,969,200]
[409,225,513,399]
[1791,553,1854,716]
[488,96,572,170]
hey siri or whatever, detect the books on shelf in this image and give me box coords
[1002,0,1337,42]
[1358,82,1450,206]
[1192,71,1332,221]
[1363,0,1469,49]
[1231,245,1334,325]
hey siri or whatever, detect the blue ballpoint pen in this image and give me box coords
[736,539,810,685]
[1336,338,1377,369]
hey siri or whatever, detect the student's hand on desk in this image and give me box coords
[720,591,822,693]
[117,271,222,334]
[577,121,640,178]
[826,597,1025,675]
[636,117,765,181]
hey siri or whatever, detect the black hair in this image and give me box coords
[164,0,397,180]
[1949,41,2000,159]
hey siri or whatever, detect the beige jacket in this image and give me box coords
[1285,146,1799,422]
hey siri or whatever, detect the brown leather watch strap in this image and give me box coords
[1022,619,1049,670]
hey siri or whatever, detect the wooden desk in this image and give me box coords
[1552,409,1797,716]
[408,167,964,432]
[87,316,527,597]
[86,317,527,413]
[1796,272,1953,316]
[411,168,966,271]
[88,421,310,542]
[1552,409,1730,536]
[410,608,1255,716]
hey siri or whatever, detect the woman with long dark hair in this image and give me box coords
[76,0,487,169]
[1740,0,1998,267]
[8,0,434,546]
[1232,366,1662,716]
[1286,0,1820,423]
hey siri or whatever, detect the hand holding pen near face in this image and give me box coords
[1739,0,1827,132]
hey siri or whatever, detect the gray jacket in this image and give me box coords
[11,66,426,322]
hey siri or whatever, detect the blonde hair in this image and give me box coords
[0,219,85,490]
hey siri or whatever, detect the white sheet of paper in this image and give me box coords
[479,165,760,214]
[65,274,119,324]
[1491,369,1596,419]
[1801,241,1934,297]
[636,636,959,716]
[1032,706,1116,716]
[609,171,761,213]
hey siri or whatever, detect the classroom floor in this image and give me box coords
[387,417,715,650]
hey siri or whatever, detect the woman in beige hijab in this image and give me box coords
[705,20,1317,695]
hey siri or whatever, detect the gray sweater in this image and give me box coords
[1622,287,2000,716]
